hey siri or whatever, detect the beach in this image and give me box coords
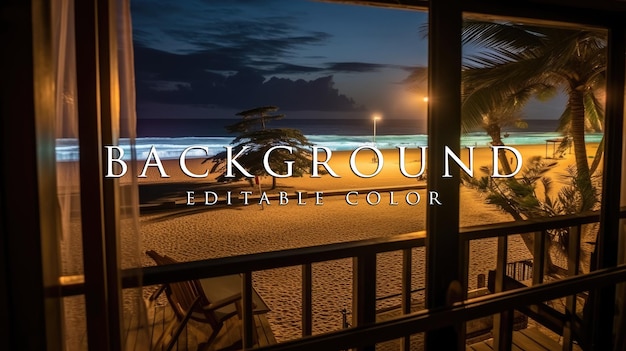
[137,143,599,341]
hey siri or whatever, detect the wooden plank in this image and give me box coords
[484,338,522,351]
[467,341,494,351]
[256,314,278,346]
[518,329,561,351]
[513,331,550,351]
[255,315,270,347]
[134,299,275,351]
[219,317,243,350]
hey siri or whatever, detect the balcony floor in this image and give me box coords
[467,328,582,351]
[125,302,276,351]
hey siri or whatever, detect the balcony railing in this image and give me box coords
[56,207,626,350]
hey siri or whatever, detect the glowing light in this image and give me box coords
[372,114,382,144]
[422,96,429,102]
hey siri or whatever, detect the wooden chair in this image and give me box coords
[146,250,269,350]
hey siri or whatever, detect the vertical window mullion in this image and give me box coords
[425,0,463,350]
[74,0,122,349]
[98,0,124,347]
[592,23,626,350]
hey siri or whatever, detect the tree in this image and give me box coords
[461,21,606,193]
[462,71,556,175]
[459,22,607,282]
[209,106,312,189]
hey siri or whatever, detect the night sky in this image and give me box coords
[131,0,565,127]
[131,0,429,122]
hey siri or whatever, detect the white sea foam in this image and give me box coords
[55,132,603,161]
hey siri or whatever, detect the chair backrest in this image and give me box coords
[145,250,217,326]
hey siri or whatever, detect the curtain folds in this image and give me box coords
[53,0,146,348]
[117,0,150,348]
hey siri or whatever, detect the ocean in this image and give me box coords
[55,119,603,161]
[136,118,562,137]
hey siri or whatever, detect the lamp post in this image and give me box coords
[372,114,381,144]
[372,114,382,163]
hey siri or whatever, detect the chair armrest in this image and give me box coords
[204,292,242,311]
[149,284,167,302]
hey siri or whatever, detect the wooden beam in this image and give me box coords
[1,0,62,349]
[425,0,464,349]
[592,22,626,350]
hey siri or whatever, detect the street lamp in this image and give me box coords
[372,114,381,144]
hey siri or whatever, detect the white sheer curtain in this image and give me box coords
[117,0,151,348]
[53,0,147,348]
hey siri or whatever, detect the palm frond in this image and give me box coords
[583,91,604,132]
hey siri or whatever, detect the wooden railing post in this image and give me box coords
[563,225,581,351]
[493,235,512,351]
[242,272,255,349]
[353,253,377,351]
[532,231,547,285]
[592,23,625,351]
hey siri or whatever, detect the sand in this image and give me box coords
[136,144,598,342]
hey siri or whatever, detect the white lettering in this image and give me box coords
[240,191,252,205]
[139,146,169,178]
[259,192,270,205]
[398,146,427,178]
[491,146,523,178]
[264,146,294,177]
[180,146,209,178]
[406,191,421,205]
[315,191,324,205]
[311,146,340,178]
[443,146,473,178]
[186,191,195,205]
[389,191,399,206]
[105,146,128,178]
[226,146,254,178]
[279,191,289,205]
[346,191,358,206]
[429,191,442,205]
[350,146,383,178]
[226,191,232,205]
[204,191,218,205]
[297,191,306,205]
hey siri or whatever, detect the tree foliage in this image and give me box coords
[463,156,599,258]
[461,21,606,190]
[209,106,312,189]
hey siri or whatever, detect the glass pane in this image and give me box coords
[460,16,606,227]
[131,0,429,344]
[55,1,146,347]
[461,14,608,350]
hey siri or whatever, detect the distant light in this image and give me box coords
[373,113,382,121]
[423,96,429,102]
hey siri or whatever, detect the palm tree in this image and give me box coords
[461,21,606,192]
[462,68,555,175]
[460,22,606,282]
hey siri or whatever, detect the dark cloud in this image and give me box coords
[136,51,357,111]
[325,62,388,73]
[132,2,401,113]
